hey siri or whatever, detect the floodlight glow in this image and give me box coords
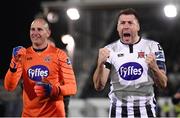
[66,8,80,20]
[164,4,177,18]
[47,12,59,23]
[61,34,75,58]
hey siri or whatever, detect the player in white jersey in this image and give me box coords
[93,8,168,118]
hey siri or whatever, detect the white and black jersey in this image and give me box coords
[105,37,166,118]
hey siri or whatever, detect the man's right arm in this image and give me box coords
[4,46,26,91]
[93,48,110,91]
[93,64,110,91]
[4,67,22,91]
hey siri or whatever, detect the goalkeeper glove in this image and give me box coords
[34,82,60,98]
[10,46,26,70]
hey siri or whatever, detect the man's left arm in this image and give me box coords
[146,42,168,88]
[57,50,77,96]
[149,60,168,88]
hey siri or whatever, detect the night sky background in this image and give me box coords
[1,0,51,79]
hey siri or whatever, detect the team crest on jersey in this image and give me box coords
[119,62,143,81]
[44,56,51,62]
[27,65,49,82]
[138,51,145,58]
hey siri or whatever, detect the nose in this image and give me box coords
[124,22,130,28]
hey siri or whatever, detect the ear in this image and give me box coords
[137,23,140,32]
[47,29,51,37]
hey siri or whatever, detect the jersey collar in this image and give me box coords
[120,36,142,45]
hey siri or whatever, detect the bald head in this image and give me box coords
[31,18,50,30]
[30,18,51,49]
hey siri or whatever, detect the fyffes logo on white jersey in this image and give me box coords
[27,65,49,81]
[119,62,143,80]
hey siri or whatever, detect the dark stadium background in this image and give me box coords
[0,0,57,80]
[1,0,180,83]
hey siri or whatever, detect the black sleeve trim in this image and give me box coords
[104,62,111,70]
[9,67,17,73]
